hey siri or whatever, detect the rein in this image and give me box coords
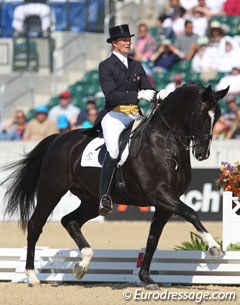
[157,108,191,151]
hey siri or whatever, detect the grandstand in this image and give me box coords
[0,0,240,130]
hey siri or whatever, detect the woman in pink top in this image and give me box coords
[133,23,158,61]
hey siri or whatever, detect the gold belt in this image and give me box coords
[113,105,139,115]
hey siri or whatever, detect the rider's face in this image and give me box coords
[112,37,131,56]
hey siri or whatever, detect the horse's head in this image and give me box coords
[191,85,229,161]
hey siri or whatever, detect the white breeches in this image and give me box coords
[12,3,51,32]
[101,111,140,159]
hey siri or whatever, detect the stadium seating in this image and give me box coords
[12,38,39,71]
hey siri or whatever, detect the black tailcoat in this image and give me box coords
[94,53,153,127]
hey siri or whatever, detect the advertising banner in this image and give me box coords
[107,169,222,221]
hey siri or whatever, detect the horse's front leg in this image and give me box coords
[173,200,223,256]
[139,208,172,290]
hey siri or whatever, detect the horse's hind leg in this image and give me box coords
[170,200,223,256]
[61,199,99,280]
[25,189,67,285]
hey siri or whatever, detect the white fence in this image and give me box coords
[222,191,240,251]
[1,248,240,284]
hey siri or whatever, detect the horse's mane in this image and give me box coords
[160,83,204,108]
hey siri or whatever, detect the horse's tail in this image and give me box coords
[0,134,58,231]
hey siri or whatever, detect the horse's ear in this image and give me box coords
[202,85,212,99]
[215,86,230,101]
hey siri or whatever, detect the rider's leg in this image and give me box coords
[99,152,118,216]
[99,112,132,216]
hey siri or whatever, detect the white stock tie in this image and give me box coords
[123,57,128,68]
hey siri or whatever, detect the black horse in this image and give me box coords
[1,84,228,289]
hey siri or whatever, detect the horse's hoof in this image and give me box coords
[73,262,87,280]
[145,283,159,290]
[209,246,224,257]
[25,269,41,286]
[28,281,41,287]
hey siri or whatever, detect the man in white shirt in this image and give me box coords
[216,67,240,95]
[48,90,80,124]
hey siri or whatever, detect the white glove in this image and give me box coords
[137,89,155,102]
[156,89,169,101]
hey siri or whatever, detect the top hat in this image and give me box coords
[107,24,134,43]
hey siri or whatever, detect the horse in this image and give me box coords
[1,83,229,290]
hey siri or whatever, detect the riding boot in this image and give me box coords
[99,152,118,216]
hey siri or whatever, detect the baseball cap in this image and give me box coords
[59,90,71,99]
[57,114,69,129]
[36,105,48,114]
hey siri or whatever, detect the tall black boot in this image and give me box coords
[99,152,118,216]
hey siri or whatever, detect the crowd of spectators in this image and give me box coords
[1,0,240,141]
[0,90,99,142]
[130,0,240,140]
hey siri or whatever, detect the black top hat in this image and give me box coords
[107,24,134,43]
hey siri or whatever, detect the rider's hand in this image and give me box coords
[156,89,168,101]
[138,89,156,102]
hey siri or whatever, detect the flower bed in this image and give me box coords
[215,162,240,197]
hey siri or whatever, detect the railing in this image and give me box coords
[222,191,240,251]
[52,34,87,95]
[0,71,35,122]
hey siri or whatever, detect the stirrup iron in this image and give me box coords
[99,194,113,216]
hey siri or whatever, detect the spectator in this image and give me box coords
[226,108,240,139]
[205,0,225,15]
[158,0,186,23]
[12,0,53,37]
[212,116,229,139]
[190,6,208,37]
[133,23,158,62]
[217,36,240,73]
[215,67,240,95]
[73,97,97,128]
[81,108,99,129]
[0,129,21,141]
[222,94,239,126]
[208,21,225,47]
[1,109,27,139]
[174,20,198,59]
[192,0,213,19]
[23,105,57,141]
[191,36,218,73]
[48,90,80,125]
[150,39,182,73]
[57,114,71,134]
[165,73,185,94]
[223,0,240,15]
[180,0,198,11]
[162,7,185,39]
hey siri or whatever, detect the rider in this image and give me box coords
[98,24,161,216]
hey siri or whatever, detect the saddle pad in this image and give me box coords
[81,117,143,168]
[81,137,129,168]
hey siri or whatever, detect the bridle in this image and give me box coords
[156,98,215,151]
[190,100,214,143]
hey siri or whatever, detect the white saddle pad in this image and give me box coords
[81,137,129,168]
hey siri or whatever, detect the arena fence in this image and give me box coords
[1,247,240,285]
[222,191,240,251]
